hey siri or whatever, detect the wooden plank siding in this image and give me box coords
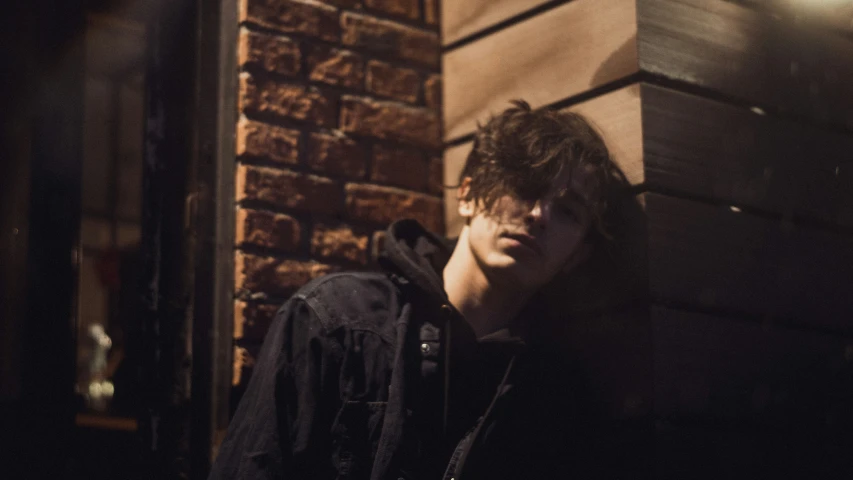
[543,304,853,423]
[645,192,853,332]
[652,306,852,422]
[441,0,551,46]
[638,0,853,133]
[442,0,639,141]
[642,84,853,228]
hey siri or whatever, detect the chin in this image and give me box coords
[485,254,543,289]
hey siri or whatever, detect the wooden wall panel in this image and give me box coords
[638,0,853,132]
[443,0,638,140]
[653,305,853,477]
[441,0,550,46]
[643,84,853,226]
[568,83,644,185]
[653,306,851,422]
[646,193,853,332]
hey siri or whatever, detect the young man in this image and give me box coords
[209,100,621,479]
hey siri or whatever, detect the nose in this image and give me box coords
[526,199,552,227]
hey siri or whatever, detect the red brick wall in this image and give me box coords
[232,0,442,388]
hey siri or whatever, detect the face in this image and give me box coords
[458,165,595,292]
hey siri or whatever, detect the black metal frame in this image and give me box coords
[138,0,236,476]
[189,0,238,476]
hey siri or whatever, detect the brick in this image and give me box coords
[320,0,361,6]
[236,164,343,214]
[423,73,441,110]
[340,12,439,67]
[306,131,367,178]
[366,60,420,104]
[427,156,443,196]
[236,118,300,164]
[240,73,336,127]
[234,300,280,341]
[240,0,339,42]
[307,46,365,89]
[345,183,443,232]
[238,30,300,76]
[235,251,338,297]
[340,96,440,147]
[424,0,438,25]
[232,346,256,386]
[371,144,427,190]
[236,208,302,250]
[364,0,419,20]
[311,223,368,263]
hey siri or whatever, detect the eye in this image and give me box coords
[556,203,578,220]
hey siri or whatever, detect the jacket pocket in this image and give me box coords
[332,401,388,479]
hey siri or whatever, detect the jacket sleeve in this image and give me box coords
[208,297,342,479]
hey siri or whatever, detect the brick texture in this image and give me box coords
[235,208,302,250]
[366,60,420,103]
[306,132,367,178]
[311,223,369,263]
[232,346,256,386]
[424,73,441,110]
[238,30,301,76]
[307,46,365,89]
[365,0,420,20]
[340,96,440,147]
[346,183,443,233]
[240,74,336,127]
[341,12,439,67]
[240,0,339,42]
[234,300,279,342]
[232,0,442,390]
[371,144,427,190]
[235,251,338,297]
[236,164,343,214]
[424,0,438,25]
[236,118,300,164]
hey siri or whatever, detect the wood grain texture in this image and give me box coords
[642,83,853,227]
[638,0,853,132]
[646,193,853,332]
[441,0,550,46]
[653,306,851,422]
[568,83,644,185]
[443,0,638,140]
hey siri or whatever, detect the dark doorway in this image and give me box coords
[1,0,235,478]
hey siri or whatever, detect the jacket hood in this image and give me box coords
[379,219,454,305]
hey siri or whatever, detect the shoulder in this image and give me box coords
[291,271,405,343]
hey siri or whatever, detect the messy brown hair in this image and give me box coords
[457,99,622,241]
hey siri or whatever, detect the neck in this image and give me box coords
[442,226,533,338]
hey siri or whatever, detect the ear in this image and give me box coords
[457,177,475,218]
[561,241,592,274]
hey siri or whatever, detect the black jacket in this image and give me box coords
[209,219,601,480]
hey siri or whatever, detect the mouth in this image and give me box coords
[501,232,541,254]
